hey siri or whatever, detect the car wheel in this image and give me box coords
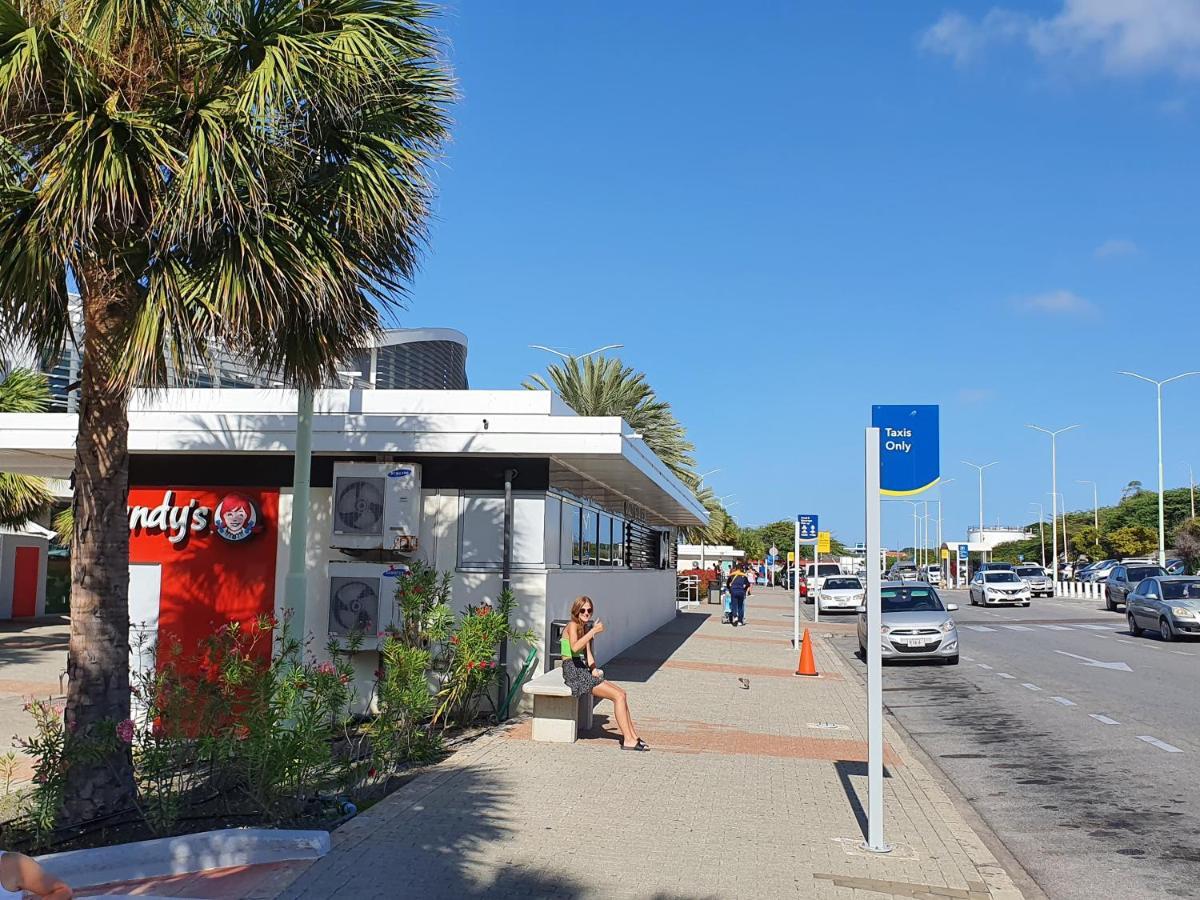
[857,645,866,659]
[1021,601,1031,607]
[1105,589,1116,612]
[944,654,959,666]
[1161,618,1175,642]
[1128,613,1143,637]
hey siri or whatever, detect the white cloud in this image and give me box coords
[921,1,1200,80]
[1094,237,1139,258]
[1016,289,1098,315]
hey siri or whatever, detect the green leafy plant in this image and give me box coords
[434,590,533,728]
[393,560,454,650]
[367,642,439,771]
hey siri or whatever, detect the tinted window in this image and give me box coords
[881,588,944,613]
[1161,581,1200,600]
[823,578,862,590]
[1127,566,1166,582]
[1016,567,1044,577]
[984,572,1020,583]
[817,565,841,576]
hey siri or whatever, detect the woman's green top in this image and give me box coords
[561,634,583,662]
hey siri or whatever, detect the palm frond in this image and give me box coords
[0,367,52,525]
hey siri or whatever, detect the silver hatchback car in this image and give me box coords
[857,581,960,665]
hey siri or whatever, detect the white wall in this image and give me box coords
[545,569,676,669]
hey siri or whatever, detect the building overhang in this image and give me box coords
[0,389,707,528]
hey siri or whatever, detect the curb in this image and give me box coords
[36,827,330,889]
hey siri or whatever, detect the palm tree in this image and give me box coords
[0,369,53,527]
[524,354,697,485]
[0,0,451,821]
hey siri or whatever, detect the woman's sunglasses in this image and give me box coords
[580,608,593,615]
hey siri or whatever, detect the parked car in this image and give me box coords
[1126,576,1200,641]
[920,564,943,586]
[1166,558,1188,576]
[817,575,865,614]
[1015,565,1053,598]
[887,563,919,580]
[856,581,959,665]
[1083,560,1119,583]
[977,562,1015,573]
[968,570,1032,606]
[1104,563,1167,611]
[801,563,843,601]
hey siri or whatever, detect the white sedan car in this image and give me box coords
[817,575,865,613]
[969,571,1032,607]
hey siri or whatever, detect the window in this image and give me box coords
[599,515,613,566]
[582,509,599,566]
[612,519,625,567]
[569,505,583,566]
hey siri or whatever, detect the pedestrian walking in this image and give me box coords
[726,564,752,627]
[561,596,649,751]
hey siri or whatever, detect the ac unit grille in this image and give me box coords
[328,576,381,637]
[333,476,385,535]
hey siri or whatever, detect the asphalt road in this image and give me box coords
[810,589,1200,900]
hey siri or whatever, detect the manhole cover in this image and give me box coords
[806,722,847,730]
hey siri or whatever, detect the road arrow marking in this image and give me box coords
[1054,650,1132,671]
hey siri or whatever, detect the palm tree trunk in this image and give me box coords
[63,266,137,822]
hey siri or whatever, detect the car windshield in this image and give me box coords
[881,588,944,613]
[1128,566,1166,582]
[984,572,1020,583]
[816,565,840,576]
[1016,567,1044,577]
[824,578,861,590]
[1160,581,1200,600]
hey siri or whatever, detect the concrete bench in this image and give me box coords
[521,667,594,743]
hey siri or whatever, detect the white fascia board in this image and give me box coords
[620,433,707,523]
[128,388,565,417]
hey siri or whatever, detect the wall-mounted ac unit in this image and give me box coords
[326,561,410,647]
[330,462,422,551]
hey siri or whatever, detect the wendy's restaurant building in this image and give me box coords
[0,388,706,706]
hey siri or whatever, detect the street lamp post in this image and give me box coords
[962,460,998,560]
[1118,371,1200,567]
[1076,480,1099,532]
[1029,502,1046,568]
[901,501,919,566]
[1027,425,1081,597]
[1187,464,1196,521]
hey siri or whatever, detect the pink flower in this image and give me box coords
[116,719,135,744]
[316,661,336,676]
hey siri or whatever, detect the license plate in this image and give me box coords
[895,636,931,647]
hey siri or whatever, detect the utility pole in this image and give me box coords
[962,460,998,560]
[1027,425,1081,596]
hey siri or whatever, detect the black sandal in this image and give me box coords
[620,740,650,751]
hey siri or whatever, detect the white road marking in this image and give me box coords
[977,663,993,670]
[1137,736,1183,753]
[1021,683,1042,691]
[1170,650,1194,656]
[1054,650,1132,672]
[964,625,997,632]
[1090,714,1120,725]
[1002,625,1035,631]
[1051,696,1076,706]
[1071,624,1113,631]
[1035,624,1073,631]
[963,656,975,662]
[996,672,1015,679]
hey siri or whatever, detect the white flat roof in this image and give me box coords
[0,389,707,527]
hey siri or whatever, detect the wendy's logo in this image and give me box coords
[214,493,259,542]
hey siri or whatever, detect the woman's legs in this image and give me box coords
[592,681,639,745]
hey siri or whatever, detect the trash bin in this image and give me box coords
[708,583,721,604]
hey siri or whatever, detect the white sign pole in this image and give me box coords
[793,519,801,648]
[812,537,821,623]
[864,426,891,853]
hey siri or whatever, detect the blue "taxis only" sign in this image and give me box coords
[871,405,940,496]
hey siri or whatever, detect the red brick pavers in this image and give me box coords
[266,588,1025,900]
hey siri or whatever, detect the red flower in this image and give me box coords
[450,636,459,644]
[368,767,377,778]
[477,606,490,617]
[374,669,384,680]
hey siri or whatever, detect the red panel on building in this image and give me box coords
[11,546,40,617]
[128,487,279,658]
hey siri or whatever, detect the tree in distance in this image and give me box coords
[0,369,53,526]
[0,0,452,822]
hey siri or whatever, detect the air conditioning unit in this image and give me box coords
[326,561,410,647]
[330,462,422,551]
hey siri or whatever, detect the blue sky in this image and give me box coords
[400,1,1200,548]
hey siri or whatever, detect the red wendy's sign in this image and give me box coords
[128,487,279,657]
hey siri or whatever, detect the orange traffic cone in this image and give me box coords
[794,628,819,677]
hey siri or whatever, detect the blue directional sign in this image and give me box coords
[958,543,969,561]
[798,514,818,541]
[871,405,940,496]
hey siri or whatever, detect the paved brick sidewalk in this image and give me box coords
[263,589,1024,900]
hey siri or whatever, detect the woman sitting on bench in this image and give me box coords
[561,596,649,751]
